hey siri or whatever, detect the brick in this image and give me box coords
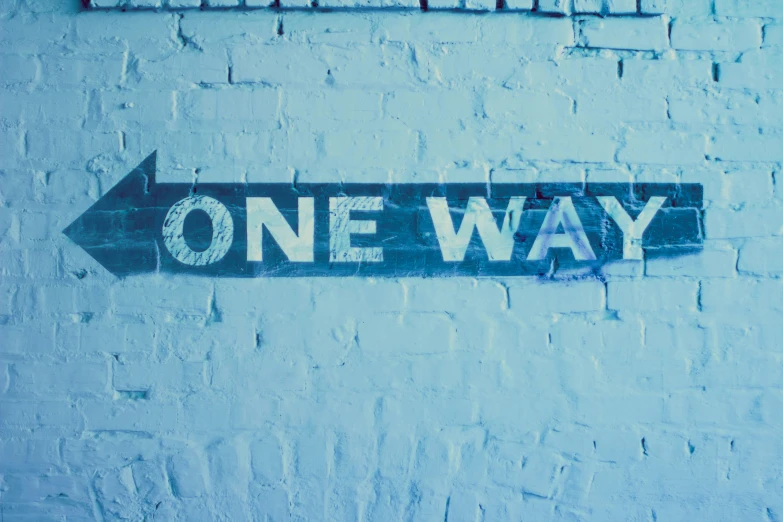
[621,59,713,94]
[573,0,602,13]
[710,133,783,162]
[669,92,783,127]
[0,54,38,85]
[383,16,479,43]
[231,44,327,85]
[404,280,506,312]
[168,448,207,498]
[0,324,55,355]
[575,90,667,124]
[738,238,783,275]
[0,439,60,472]
[516,130,616,163]
[538,0,571,14]
[719,49,783,90]
[671,20,762,52]
[285,90,382,124]
[82,400,180,431]
[706,207,783,239]
[484,89,573,125]
[1,475,91,504]
[765,25,783,47]
[640,0,666,14]
[618,131,706,165]
[715,0,783,17]
[113,360,206,393]
[703,279,783,315]
[9,362,108,396]
[386,90,475,131]
[40,53,124,89]
[322,130,417,169]
[646,244,737,277]
[0,401,83,433]
[607,280,698,312]
[357,313,456,355]
[509,280,605,314]
[178,88,279,130]
[579,17,669,52]
[604,0,637,14]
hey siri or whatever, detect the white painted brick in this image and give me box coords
[646,244,737,277]
[618,131,706,165]
[427,0,462,9]
[386,90,475,131]
[715,0,783,18]
[285,90,381,124]
[710,133,783,162]
[576,90,667,124]
[640,0,666,14]
[384,16,479,43]
[113,360,206,393]
[404,280,506,312]
[9,362,108,396]
[538,0,571,14]
[738,238,783,275]
[82,400,180,431]
[706,207,783,239]
[517,129,616,162]
[3,5,783,522]
[621,59,713,94]
[608,280,698,312]
[604,0,637,15]
[357,313,455,355]
[719,49,783,90]
[669,91,783,127]
[672,20,762,52]
[721,168,775,206]
[765,24,783,47]
[0,325,55,355]
[509,280,605,314]
[0,54,38,85]
[701,279,783,316]
[503,0,533,9]
[481,16,574,47]
[580,17,669,51]
[178,88,279,130]
[573,0,602,14]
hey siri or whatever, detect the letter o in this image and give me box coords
[162,195,234,266]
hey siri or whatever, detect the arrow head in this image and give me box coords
[64,152,160,277]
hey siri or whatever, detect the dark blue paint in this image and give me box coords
[63,152,704,277]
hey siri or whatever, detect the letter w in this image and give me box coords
[426,197,526,262]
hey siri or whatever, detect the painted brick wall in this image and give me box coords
[2,0,783,520]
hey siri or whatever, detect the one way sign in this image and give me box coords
[63,152,703,278]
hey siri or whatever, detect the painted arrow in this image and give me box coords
[63,152,704,278]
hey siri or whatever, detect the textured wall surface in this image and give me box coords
[2,0,783,520]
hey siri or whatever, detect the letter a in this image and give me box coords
[527,197,596,261]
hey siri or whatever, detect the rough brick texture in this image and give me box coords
[2,0,783,521]
[86,0,675,13]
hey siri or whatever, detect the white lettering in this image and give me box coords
[246,197,314,262]
[162,195,234,266]
[527,197,596,261]
[427,197,527,262]
[596,196,666,260]
[329,197,383,263]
